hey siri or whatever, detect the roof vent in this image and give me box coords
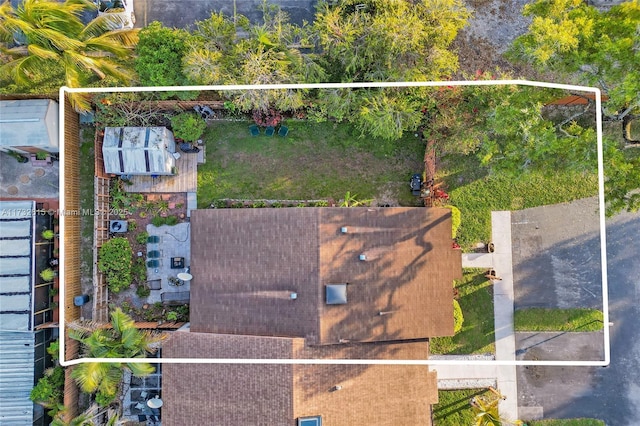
[341,227,348,233]
[359,254,366,261]
[290,292,298,300]
[326,284,347,305]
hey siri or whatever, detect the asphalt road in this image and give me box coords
[513,201,640,425]
[134,0,317,29]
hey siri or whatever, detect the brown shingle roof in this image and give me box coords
[162,332,437,426]
[189,207,461,343]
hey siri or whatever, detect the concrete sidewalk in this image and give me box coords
[432,211,519,421]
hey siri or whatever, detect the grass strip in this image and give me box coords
[514,308,604,332]
[432,389,493,426]
[430,269,495,355]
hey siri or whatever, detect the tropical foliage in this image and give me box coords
[30,366,65,417]
[313,0,469,82]
[68,308,165,407]
[470,389,523,426]
[0,0,138,111]
[509,0,640,120]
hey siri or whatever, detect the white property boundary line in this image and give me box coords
[58,80,610,367]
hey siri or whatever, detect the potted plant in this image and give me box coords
[31,151,52,166]
[40,268,57,282]
[42,229,55,240]
[7,150,29,163]
[170,112,207,142]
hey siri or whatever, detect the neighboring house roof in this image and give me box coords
[162,331,437,426]
[0,331,35,425]
[102,127,176,175]
[189,207,461,343]
[0,100,59,151]
[0,201,36,424]
[0,201,35,332]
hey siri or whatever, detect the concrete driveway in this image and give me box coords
[511,198,640,425]
[134,0,317,29]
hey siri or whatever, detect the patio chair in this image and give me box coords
[147,259,161,268]
[147,250,162,259]
[265,126,275,137]
[249,124,260,136]
[147,235,161,244]
[278,125,289,137]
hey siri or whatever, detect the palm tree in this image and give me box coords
[470,388,523,426]
[68,308,165,407]
[0,0,138,112]
[52,404,121,426]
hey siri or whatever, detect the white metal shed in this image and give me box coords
[102,127,177,176]
[0,99,59,154]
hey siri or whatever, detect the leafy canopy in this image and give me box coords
[313,0,469,82]
[134,21,197,99]
[0,0,138,111]
[509,0,640,117]
[68,308,165,406]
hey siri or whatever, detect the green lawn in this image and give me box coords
[430,269,495,355]
[197,120,425,208]
[526,420,605,426]
[514,308,604,332]
[432,389,494,426]
[438,154,599,249]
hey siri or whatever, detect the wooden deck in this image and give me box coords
[124,152,198,193]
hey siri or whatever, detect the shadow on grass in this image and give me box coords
[432,389,488,420]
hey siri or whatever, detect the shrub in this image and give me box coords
[165,215,179,226]
[136,284,151,298]
[443,205,462,239]
[40,268,56,282]
[132,258,147,284]
[453,299,464,334]
[30,366,64,413]
[95,389,117,407]
[151,215,165,227]
[136,231,149,245]
[36,151,48,160]
[98,237,133,293]
[166,311,178,321]
[170,112,207,142]
[47,340,60,361]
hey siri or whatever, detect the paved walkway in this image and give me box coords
[432,211,519,421]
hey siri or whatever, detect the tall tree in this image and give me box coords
[134,21,195,99]
[184,5,324,113]
[0,0,138,111]
[68,308,165,407]
[508,0,640,120]
[470,388,523,426]
[313,0,469,82]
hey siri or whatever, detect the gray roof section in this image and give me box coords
[0,330,35,425]
[0,201,34,332]
[0,100,59,150]
[102,127,177,175]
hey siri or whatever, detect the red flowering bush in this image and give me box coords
[252,108,283,127]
